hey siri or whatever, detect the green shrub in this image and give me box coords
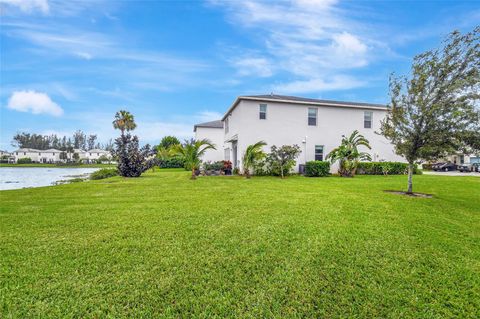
[17,158,32,164]
[90,168,119,180]
[356,162,420,175]
[158,156,185,168]
[203,161,224,171]
[305,161,330,177]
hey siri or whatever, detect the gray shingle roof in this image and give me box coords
[243,94,387,108]
[193,120,223,132]
[221,94,387,120]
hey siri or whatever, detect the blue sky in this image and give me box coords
[1,0,479,151]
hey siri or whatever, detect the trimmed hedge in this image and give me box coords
[158,156,185,169]
[90,168,119,180]
[356,162,421,175]
[305,161,330,177]
[17,158,32,164]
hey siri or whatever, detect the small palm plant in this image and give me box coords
[172,138,216,180]
[112,110,137,136]
[326,130,372,177]
[242,141,267,178]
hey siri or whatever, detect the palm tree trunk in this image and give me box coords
[191,168,196,180]
[407,163,414,194]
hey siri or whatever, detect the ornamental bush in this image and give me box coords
[356,162,421,175]
[305,161,330,177]
[17,158,32,164]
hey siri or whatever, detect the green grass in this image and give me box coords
[1,170,479,318]
[0,163,115,168]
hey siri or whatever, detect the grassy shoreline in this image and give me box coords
[1,170,479,317]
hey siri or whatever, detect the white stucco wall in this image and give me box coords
[195,127,225,163]
[224,100,404,172]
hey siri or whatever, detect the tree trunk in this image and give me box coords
[407,163,414,194]
[191,168,196,180]
[280,164,284,179]
[245,168,250,179]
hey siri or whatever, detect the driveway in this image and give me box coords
[423,171,480,177]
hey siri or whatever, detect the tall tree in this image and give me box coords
[111,110,153,177]
[73,130,86,150]
[158,136,180,150]
[242,141,267,178]
[171,139,216,180]
[87,135,97,150]
[112,110,137,137]
[380,27,480,194]
[326,130,372,177]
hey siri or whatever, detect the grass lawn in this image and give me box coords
[1,169,479,318]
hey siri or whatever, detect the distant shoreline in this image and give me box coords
[0,163,116,168]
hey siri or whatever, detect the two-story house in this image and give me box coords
[194,94,404,172]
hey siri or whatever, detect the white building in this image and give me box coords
[84,149,111,163]
[194,94,405,172]
[12,148,111,163]
[194,120,225,163]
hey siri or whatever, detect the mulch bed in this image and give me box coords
[384,190,433,198]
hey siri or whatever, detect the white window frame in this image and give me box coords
[364,111,373,129]
[259,104,267,120]
[308,108,317,126]
[314,145,324,161]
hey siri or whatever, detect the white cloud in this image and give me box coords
[274,75,366,94]
[211,0,377,93]
[0,0,49,14]
[7,90,64,116]
[232,57,273,77]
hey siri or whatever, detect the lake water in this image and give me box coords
[0,167,99,190]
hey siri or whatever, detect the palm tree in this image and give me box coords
[242,141,267,178]
[171,138,216,179]
[326,130,372,177]
[112,110,137,136]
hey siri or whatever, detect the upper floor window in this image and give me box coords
[364,111,373,128]
[53,153,55,155]
[225,118,229,134]
[308,108,317,126]
[24,152,26,155]
[315,145,324,161]
[259,104,267,120]
[39,152,41,156]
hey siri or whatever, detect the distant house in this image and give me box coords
[194,94,405,172]
[12,148,111,163]
[193,120,224,163]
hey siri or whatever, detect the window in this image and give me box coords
[16,152,18,155]
[39,153,41,156]
[315,145,324,161]
[97,153,100,156]
[24,152,26,155]
[460,155,465,164]
[364,111,373,128]
[259,104,267,120]
[53,152,55,155]
[225,118,229,134]
[308,108,317,126]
